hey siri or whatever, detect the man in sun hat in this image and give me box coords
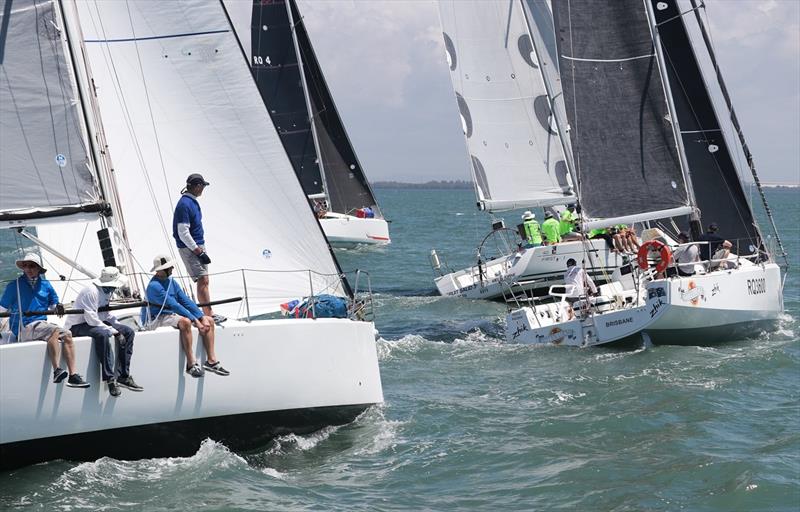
[142,254,229,378]
[172,173,226,325]
[520,210,542,247]
[65,267,141,397]
[0,252,89,388]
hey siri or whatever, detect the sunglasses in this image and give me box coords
[20,263,40,269]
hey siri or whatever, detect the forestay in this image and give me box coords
[553,0,691,223]
[0,0,101,220]
[651,0,761,253]
[56,0,346,316]
[437,0,575,212]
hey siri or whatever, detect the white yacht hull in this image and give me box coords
[0,318,383,469]
[434,239,625,301]
[643,263,783,345]
[320,213,391,247]
[506,281,669,347]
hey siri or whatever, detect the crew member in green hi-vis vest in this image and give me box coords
[521,211,542,247]
[542,211,562,245]
[558,204,583,241]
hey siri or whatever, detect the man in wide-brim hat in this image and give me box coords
[142,254,229,378]
[65,266,142,397]
[0,252,89,388]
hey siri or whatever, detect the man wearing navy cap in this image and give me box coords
[172,173,226,324]
[696,222,724,264]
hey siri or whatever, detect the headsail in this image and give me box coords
[437,0,576,212]
[71,0,347,316]
[225,0,381,216]
[553,0,692,225]
[0,0,102,222]
[651,0,760,253]
[289,0,381,216]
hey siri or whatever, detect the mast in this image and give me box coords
[644,0,701,239]
[58,0,137,279]
[688,0,788,266]
[285,0,330,205]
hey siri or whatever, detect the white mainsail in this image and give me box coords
[37,0,346,316]
[437,0,575,212]
[0,0,101,220]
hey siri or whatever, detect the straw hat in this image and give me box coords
[521,211,535,221]
[92,267,128,288]
[15,252,46,273]
[150,254,176,272]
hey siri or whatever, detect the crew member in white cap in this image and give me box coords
[143,254,229,378]
[0,252,89,388]
[521,211,542,247]
[65,267,142,397]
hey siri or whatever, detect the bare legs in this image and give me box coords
[177,315,217,368]
[47,331,76,374]
[196,275,211,317]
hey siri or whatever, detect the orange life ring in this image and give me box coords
[637,240,672,273]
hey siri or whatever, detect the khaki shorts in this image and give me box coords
[148,314,182,330]
[17,321,70,343]
[179,245,208,281]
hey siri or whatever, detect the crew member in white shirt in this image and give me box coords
[564,258,597,297]
[670,232,701,277]
[65,267,142,397]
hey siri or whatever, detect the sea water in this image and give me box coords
[0,188,797,511]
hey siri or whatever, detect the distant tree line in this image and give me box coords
[372,180,473,189]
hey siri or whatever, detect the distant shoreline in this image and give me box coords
[373,180,473,190]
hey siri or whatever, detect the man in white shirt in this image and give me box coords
[670,232,701,277]
[65,267,142,397]
[564,258,597,297]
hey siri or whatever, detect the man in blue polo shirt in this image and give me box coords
[142,254,229,378]
[172,173,225,324]
[0,253,89,388]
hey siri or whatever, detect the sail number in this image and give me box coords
[252,55,272,66]
[746,278,766,295]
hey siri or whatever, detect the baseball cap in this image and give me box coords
[186,173,210,186]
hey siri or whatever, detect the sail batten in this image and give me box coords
[438,0,576,213]
[0,0,102,219]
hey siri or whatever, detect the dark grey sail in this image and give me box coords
[247,0,324,197]
[288,0,380,216]
[0,0,103,222]
[552,0,691,223]
[650,0,760,253]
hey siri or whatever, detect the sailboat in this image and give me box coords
[432,0,625,302]
[506,0,786,346]
[0,0,382,470]
[223,0,390,248]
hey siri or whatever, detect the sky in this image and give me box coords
[298,0,800,186]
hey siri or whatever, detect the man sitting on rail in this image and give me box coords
[143,254,229,378]
[65,267,142,397]
[558,204,583,242]
[0,252,89,388]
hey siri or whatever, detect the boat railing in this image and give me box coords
[0,266,373,329]
[661,236,764,277]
